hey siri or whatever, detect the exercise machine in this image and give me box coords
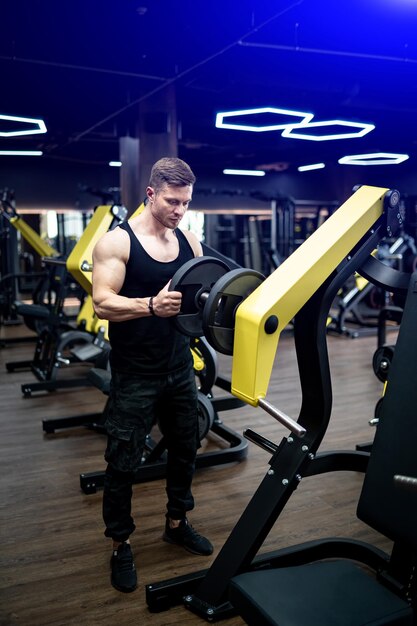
[145,185,416,624]
[328,233,416,338]
[6,204,127,396]
[0,190,60,336]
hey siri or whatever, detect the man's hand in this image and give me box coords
[153,281,182,317]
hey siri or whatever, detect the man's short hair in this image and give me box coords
[149,157,196,192]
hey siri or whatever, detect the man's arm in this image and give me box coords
[92,229,181,321]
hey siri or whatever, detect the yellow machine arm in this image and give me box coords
[232,185,389,407]
[10,216,59,258]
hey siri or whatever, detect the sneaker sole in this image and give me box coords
[111,577,138,593]
[162,533,213,556]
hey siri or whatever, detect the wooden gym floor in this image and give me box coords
[0,323,393,625]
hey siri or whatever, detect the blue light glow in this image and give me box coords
[109,161,122,167]
[0,150,43,156]
[281,119,375,141]
[223,169,266,176]
[297,163,326,172]
[338,152,410,165]
[0,114,47,137]
[216,107,314,132]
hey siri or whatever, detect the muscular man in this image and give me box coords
[92,157,213,593]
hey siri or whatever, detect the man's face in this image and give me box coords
[147,183,193,229]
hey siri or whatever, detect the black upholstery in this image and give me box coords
[230,561,412,626]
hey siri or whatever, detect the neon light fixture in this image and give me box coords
[281,119,375,141]
[0,150,43,156]
[223,169,266,176]
[109,161,122,167]
[338,152,410,165]
[0,114,47,137]
[216,107,314,132]
[297,163,325,172]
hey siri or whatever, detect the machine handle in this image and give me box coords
[42,256,66,266]
[258,398,306,438]
[243,428,278,454]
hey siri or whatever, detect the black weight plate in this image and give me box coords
[197,391,216,441]
[202,268,264,355]
[170,256,230,337]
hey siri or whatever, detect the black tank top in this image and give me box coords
[109,222,195,374]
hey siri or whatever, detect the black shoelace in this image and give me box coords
[116,549,134,572]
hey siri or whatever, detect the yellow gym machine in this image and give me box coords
[146,185,416,624]
[6,204,127,396]
[40,204,133,430]
[0,191,60,335]
[2,204,59,258]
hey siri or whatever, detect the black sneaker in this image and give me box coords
[110,542,137,593]
[163,518,213,556]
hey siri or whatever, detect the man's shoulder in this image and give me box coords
[179,229,203,256]
[94,224,129,259]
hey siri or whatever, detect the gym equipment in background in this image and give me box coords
[0,189,61,337]
[5,204,127,396]
[328,233,416,338]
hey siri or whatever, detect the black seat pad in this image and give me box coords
[229,560,412,626]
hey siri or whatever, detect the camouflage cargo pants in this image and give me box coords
[103,363,199,542]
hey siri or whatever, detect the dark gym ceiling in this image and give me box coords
[2,0,417,179]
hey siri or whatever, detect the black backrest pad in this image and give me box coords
[357,271,417,549]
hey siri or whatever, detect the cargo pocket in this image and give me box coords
[105,418,135,441]
[104,418,136,472]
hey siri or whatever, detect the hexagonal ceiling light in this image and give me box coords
[215,107,314,132]
[0,114,47,137]
[281,119,375,141]
[338,152,409,165]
